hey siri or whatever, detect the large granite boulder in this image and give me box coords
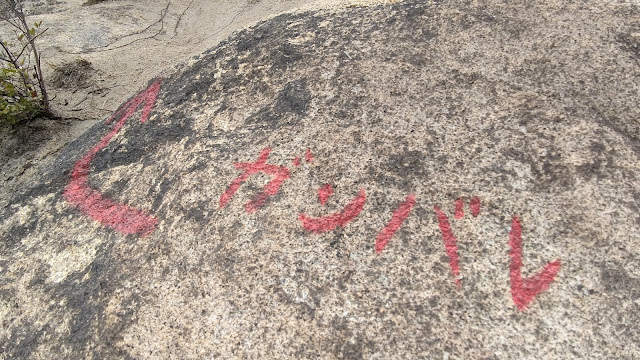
[1,0,639,358]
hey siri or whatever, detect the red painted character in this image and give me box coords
[295,151,368,233]
[299,187,366,233]
[375,194,416,253]
[433,197,481,286]
[508,216,561,311]
[434,197,561,309]
[298,177,415,254]
[219,147,291,213]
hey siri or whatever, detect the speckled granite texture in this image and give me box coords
[1,0,639,358]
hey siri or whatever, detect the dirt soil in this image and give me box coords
[1,0,383,209]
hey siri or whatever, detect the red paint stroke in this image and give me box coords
[299,189,365,233]
[293,157,301,167]
[509,216,561,311]
[454,198,464,220]
[434,205,462,287]
[63,79,162,237]
[470,197,481,217]
[318,184,334,206]
[219,147,291,213]
[305,149,314,163]
[375,194,416,253]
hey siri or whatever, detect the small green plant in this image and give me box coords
[0,63,43,123]
[0,0,49,125]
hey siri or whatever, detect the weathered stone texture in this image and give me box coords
[1,1,639,358]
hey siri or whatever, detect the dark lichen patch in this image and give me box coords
[43,240,147,358]
[500,145,576,192]
[597,264,640,347]
[162,67,217,106]
[28,262,51,288]
[244,79,311,128]
[617,30,640,60]
[183,199,212,224]
[273,80,311,117]
[234,25,269,53]
[385,150,430,179]
[90,122,189,176]
[1,220,38,253]
[269,42,304,72]
[91,143,148,171]
[0,323,52,359]
[600,265,640,298]
[534,153,575,190]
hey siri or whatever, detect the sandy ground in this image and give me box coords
[0,0,396,208]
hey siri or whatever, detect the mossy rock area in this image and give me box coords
[1,1,639,358]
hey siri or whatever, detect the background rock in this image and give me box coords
[1,0,640,358]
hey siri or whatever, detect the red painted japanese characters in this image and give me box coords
[64,79,561,311]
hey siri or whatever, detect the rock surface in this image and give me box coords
[1,0,640,358]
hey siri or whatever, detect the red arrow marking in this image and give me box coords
[434,205,462,286]
[299,189,366,233]
[375,194,416,253]
[63,79,162,237]
[509,216,561,311]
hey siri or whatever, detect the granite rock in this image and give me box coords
[1,0,640,358]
